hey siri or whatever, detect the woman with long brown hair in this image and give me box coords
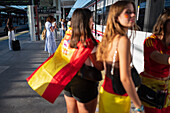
[139,9,170,113]
[96,1,143,113]
[6,17,17,50]
[63,8,103,113]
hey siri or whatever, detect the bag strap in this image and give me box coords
[111,34,136,75]
[131,34,135,66]
[111,37,120,75]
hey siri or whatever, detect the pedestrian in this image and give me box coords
[60,19,66,38]
[139,8,170,113]
[59,18,62,29]
[44,15,57,56]
[96,1,143,113]
[6,17,17,50]
[63,8,103,113]
[52,18,58,40]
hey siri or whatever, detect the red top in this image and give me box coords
[141,34,170,78]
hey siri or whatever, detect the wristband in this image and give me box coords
[133,105,144,112]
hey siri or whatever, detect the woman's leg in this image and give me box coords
[64,95,78,113]
[9,38,12,50]
[76,98,97,113]
[8,31,12,50]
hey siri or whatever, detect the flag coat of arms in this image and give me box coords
[26,28,94,103]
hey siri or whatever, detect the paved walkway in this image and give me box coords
[0,31,66,113]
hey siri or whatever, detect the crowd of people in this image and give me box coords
[43,15,71,56]
[61,1,169,113]
[23,0,170,113]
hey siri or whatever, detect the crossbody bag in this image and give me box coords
[137,72,168,109]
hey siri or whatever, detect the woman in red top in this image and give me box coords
[140,9,170,113]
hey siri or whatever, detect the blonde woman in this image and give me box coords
[97,1,143,113]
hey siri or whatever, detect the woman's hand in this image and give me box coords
[132,105,144,113]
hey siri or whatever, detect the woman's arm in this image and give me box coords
[6,25,12,31]
[54,23,58,30]
[150,51,170,65]
[89,53,104,71]
[50,26,55,32]
[118,36,142,109]
[7,24,17,31]
[6,25,11,31]
[13,26,17,30]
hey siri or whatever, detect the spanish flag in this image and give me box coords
[26,28,94,103]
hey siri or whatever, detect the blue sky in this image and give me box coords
[10,5,27,9]
[67,0,91,18]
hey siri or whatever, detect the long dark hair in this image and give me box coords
[7,17,13,25]
[153,8,170,37]
[46,15,54,23]
[70,8,97,48]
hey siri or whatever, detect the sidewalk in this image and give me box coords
[0,31,66,113]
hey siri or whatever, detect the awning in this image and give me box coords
[0,5,27,14]
[67,0,92,18]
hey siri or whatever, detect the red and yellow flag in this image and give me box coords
[26,28,94,103]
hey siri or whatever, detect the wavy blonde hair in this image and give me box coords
[96,1,138,61]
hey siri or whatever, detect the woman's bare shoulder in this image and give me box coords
[118,35,130,51]
[119,35,129,41]
[120,35,130,44]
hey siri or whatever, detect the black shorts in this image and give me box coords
[64,75,98,103]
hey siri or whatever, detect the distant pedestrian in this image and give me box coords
[60,19,66,38]
[44,15,57,56]
[52,18,58,40]
[59,18,62,29]
[6,17,17,50]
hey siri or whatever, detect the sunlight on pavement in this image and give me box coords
[0,30,29,41]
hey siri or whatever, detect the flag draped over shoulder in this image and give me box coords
[26,28,94,103]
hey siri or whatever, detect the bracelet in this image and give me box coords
[133,105,144,112]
